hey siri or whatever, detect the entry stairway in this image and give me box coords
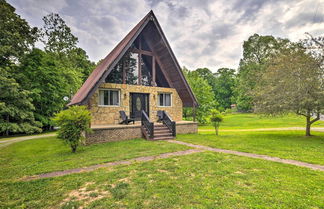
[141,111,176,140]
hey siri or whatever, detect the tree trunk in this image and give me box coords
[215,127,219,136]
[306,115,311,136]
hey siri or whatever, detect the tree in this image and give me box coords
[15,48,70,129]
[53,106,91,153]
[209,109,223,135]
[214,68,236,110]
[183,67,217,124]
[236,34,295,111]
[41,13,78,54]
[0,67,42,135]
[41,13,94,84]
[0,0,38,67]
[253,48,324,136]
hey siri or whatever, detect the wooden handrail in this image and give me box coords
[162,111,176,137]
[141,110,154,139]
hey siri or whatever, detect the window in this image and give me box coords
[105,62,123,84]
[158,93,171,107]
[125,52,139,85]
[99,89,120,106]
[141,54,152,86]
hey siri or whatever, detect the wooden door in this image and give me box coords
[130,93,149,120]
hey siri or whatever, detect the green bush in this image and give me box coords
[53,106,91,153]
[209,109,223,135]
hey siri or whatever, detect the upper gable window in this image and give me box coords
[105,62,123,84]
[104,36,167,87]
[141,54,152,86]
[125,52,139,85]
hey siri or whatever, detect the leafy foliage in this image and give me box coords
[236,34,296,111]
[0,67,42,135]
[214,68,236,110]
[183,67,217,124]
[41,13,78,54]
[53,106,91,152]
[209,109,223,135]
[15,48,71,128]
[0,0,38,67]
[253,48,324,136]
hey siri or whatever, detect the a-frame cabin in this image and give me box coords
[69,11,198,143]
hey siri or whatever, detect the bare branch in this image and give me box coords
[305,32,324,47]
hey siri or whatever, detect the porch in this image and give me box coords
[85,121,198,145]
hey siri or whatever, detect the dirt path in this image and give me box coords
[22,149,202,181]
[199,127,324,132]
[0,133,56,148]
[167,140,324,171]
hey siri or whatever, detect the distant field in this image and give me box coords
[199,113,324,130]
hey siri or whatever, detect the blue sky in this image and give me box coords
[9,0,324,71]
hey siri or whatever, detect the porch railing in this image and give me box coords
[141,110,154,139]
[162,111,176,137]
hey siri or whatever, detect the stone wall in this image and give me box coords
[85,125,142,145]
[85,122,197,144]
[88,83,183,125]
[176,122,198,134]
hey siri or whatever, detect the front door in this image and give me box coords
[130,93,149,120]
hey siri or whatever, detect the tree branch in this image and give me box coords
[310,112,320,124]
[296,110,307,117]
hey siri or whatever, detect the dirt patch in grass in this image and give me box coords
[61,182,109,209]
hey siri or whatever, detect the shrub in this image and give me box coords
[53,105,91,153]
[209,109,223,136]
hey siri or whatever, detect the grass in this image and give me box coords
[1,113,324,208]
[0,152,323,208]
[0,136,188,181]
[177,130,324,165]
[199,113,324,130]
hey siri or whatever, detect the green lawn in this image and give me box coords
[177,130,324,165]
[199,113,324,130]
[0,136,188,181]
[1,152,323,208]
[1,113,324,208]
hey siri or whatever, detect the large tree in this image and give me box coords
[0,0,38,67]
[253,48,324,136]
[236,34,294,111]
[41,13,95,84]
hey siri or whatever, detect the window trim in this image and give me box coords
[98,88,121,107]
[157,92,172,107]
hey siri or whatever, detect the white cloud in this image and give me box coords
[8,0,324,72]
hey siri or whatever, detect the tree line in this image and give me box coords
[0,0,95,135]
[183,34,323,136]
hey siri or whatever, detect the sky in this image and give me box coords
[8,0,324,72]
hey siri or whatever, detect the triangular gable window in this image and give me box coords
[105,34,169,87]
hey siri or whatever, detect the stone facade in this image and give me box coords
[88,83,183,125]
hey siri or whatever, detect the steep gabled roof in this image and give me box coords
[69,10,197,107]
